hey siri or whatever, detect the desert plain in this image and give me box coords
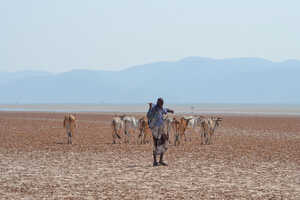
[0,111,300,199]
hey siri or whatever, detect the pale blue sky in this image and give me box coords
[1,0,299,72]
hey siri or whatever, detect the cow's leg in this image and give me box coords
[209,132,213,144]
[127,124,130,144]
[138,129,142,144]
[112,130,116,144]
[205,132,209,145]
[124,123,130,144]
[66,132,68,144]
[127,130,131,144]
[140,130,145,144]
[143,131,147,144]
[199,128,202,144]
[167,125,171,144]
[207,131,211,145]
[174,137,176,146]
[183,132,187,142]
[141,134,144,144]
[126,130,131,144]
[138,130,142,144]
[117,131,121,143]
[145,133,148,144]
[125,134,127,144]
[112,131,116,144]
[203,131,207,144]
[67,132,70,144]
[174,131,178,146]
[178,132,182,146]
[68,132,72,144]
[124,129,127,143]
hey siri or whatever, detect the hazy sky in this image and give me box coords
[1,0,300,72]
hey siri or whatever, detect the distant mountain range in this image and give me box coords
[1,57,300,104]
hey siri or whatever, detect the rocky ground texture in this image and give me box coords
[0,112,300,199]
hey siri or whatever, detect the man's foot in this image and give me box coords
[159,161,168,166]
[159,153,168,166]
[153,161,159,167]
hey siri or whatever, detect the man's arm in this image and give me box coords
[147,103,154,119]
[165,108,174,114]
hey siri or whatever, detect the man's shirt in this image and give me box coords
[148,104,168,129]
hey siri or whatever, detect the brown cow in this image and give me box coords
[200,116,222,145]
[138,116,152,144]
[63,114,76,144]
[173,117,192,146]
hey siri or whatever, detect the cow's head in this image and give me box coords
[212,116,223,127]
[118,114,126,120]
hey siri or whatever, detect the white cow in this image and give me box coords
[163,115,176,144]
[111,115,125,144]
[123,116,139,144]
[182,115,203,141]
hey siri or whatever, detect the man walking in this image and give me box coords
[147,98,174,166]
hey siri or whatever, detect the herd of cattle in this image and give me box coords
[111,114,223,146]
[63,113,223,145]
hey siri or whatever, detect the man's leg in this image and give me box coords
[158,126,168,166]
[153,152,158,166]
[152,127,159,166]
[153,137,159,166]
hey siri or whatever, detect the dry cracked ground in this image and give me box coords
[0,112,300,199]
